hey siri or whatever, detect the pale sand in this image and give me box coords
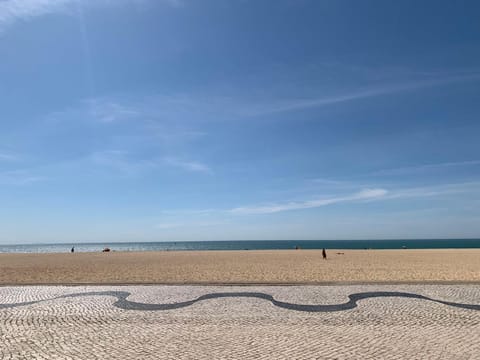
[0,249,478,285]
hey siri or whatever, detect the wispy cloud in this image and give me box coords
[0,0,181,32]
[154,220,223,229]
[372,160,480,176]
[154,222,184,229]
[90,150,156,175]
[0,152,19,162]
[40,72,480,135]
[88,151,211,176]
[381,181,480,200]
[244,73,480,116]
[85,100,140,123]
[309,178,349,185]
[43,96,209,147]
[228,181,480,215]
[163,157,212,174]
[0,170,46,185]
[0,0,72,31]
[230,188,388,214]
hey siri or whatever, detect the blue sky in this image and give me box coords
[1,0,480,243]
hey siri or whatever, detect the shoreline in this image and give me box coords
[2,249,479,255]
[1,247,480,255]
[1,249,479,285]
[1,239,479,254]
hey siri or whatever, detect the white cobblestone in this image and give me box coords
[0,285,478,359]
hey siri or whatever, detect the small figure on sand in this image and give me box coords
[322,248,327,260]
[71,246,74,253]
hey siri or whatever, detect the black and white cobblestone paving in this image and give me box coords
[0,285,479,359]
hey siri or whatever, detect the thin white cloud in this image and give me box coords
[91,150,156,175]
[245,73,480,116]
[0,170,46,185]
[0,0,180,32]
[154,220,223,229]
[85,99,140,123]
[0,0,72,31]
[163,157,211,174]
[230,188,388,214]
[89,152,211,175]
[228,181,480,215]
[43,96,209,146]
[159,208,220,216]
[372,160,480,176]
[0,152,18,162]
[154,222,184,229]
[310,178,348,185]
[381,181,480,200]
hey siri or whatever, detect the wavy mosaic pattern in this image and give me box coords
[1,290,479,312]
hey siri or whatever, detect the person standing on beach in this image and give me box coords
[322,248,327,260]
[71,246,74,253]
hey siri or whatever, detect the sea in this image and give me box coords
[0,239,479,253]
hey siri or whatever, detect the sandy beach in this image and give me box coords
[0,249,478,284]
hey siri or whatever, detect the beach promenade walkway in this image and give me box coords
[1,285,479,359]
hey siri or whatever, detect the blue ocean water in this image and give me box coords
[0,239,479,253]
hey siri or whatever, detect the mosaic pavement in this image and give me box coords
[0,285,479,359]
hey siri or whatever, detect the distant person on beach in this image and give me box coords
[322,248,327,260]
[71,246,74,253]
